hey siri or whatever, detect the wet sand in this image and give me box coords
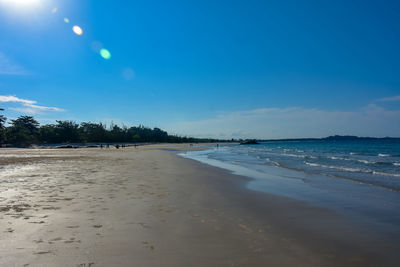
[0,145,398,266]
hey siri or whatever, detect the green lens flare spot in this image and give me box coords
[64,18,69,23]
[100,49,111,59]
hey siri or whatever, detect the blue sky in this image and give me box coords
[1,0,400,138]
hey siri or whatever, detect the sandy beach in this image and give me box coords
[0,144,398,266]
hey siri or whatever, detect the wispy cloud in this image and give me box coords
[0,95,35,105]
[377,95,400,102]
[167,104,400,139]
[0,53,30,76]
[0,95,65,114]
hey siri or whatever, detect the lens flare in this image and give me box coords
[72,25,83,36]
[100,49,111,59]
[51,7,57,14]
[64,17,69,23]
[122,68,135,80]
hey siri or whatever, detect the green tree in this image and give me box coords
[10,116,39,134]
[39,124,58,143]
[109,124,125,142]
[1,114,216,145]
[80,122,107,142]
[55,120,81,143]
[0,108,6,144]
[7,116,40,146]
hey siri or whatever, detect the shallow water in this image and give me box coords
[179,140,400,235]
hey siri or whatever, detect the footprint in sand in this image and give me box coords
[76,262,94,267]
[137,223,151,229]
[142,241,155,251]
[34,251,52,255]
[29,221,45,224]
[65,237,81,244]
[238,224,253,234]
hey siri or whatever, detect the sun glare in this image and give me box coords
[0,0,44,14]
[1,0,41,8]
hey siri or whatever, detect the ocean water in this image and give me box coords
[180,140,400,231]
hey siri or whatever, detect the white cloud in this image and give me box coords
[167,104,400,139]
[0,95,35,105]
[24,104,63,112]
[0,53,30,75]
[378,95,400,102]
[0,95,65,114]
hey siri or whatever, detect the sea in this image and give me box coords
[179,139,400,233]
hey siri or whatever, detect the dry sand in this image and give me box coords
[0,144,398,266]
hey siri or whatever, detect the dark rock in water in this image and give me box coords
[56,145,78,149]
[240,140,260,145]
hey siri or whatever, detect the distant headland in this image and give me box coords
[258,135,400,142]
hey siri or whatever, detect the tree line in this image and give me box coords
[0,114,217,147]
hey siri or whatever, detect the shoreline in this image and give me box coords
[0,145,399,266]
[171,148,400,265]
[181,145,400,236]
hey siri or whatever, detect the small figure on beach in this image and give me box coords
[100,144,103,149]
[116,144,120,149]
[106,144,110,148]
[217,144,219,148]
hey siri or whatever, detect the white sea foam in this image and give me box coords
[280,153,318,159]
[284,153,306,158]
[373,171,400,177]
[304,162,371,173]
[305,162,400,177]
[328,156,382,165]
[265,157,280,167]
[357,159,373,164]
